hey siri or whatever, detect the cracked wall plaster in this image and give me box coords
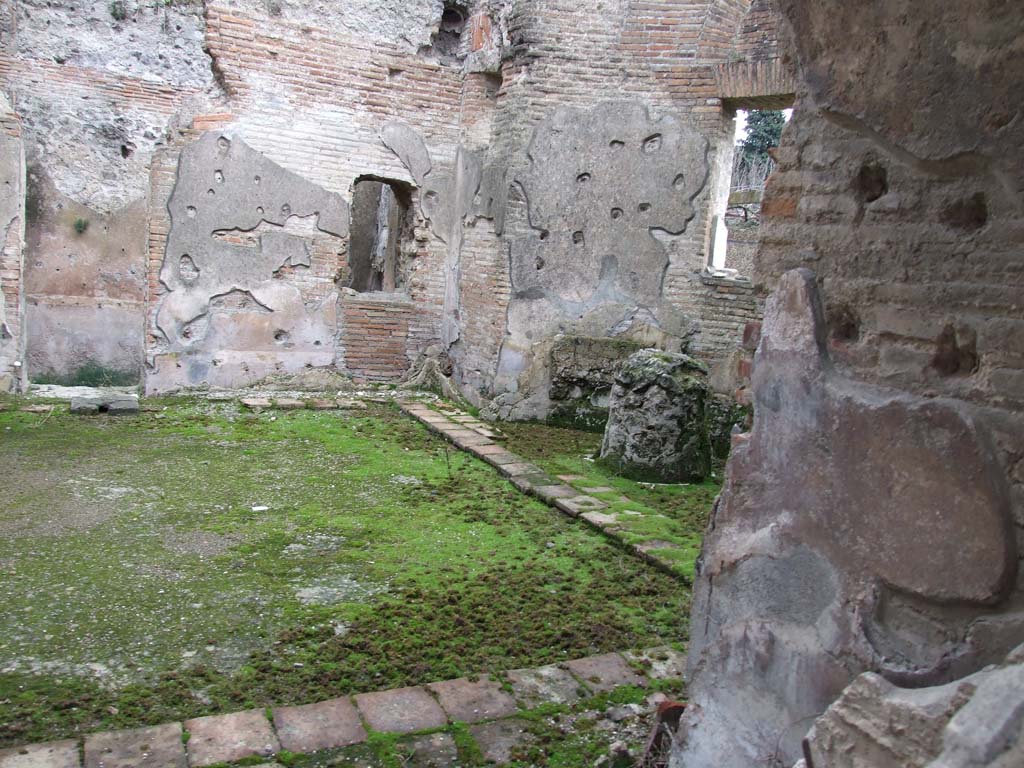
[148,132,349,392]
[2,0,218,213]
[0,92,24,392]
[487,101,710,420]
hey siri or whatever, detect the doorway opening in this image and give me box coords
[347,178,413,293]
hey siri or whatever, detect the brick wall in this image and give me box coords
[692,273,762,365]
[481,0,791,408]
[1,0,793,394]
[734,0,784,61]
[340,297,440,381]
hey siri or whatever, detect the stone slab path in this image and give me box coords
[0,648,686,767]
[397,400,690,576]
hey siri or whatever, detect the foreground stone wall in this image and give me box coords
[674,1,1024,766]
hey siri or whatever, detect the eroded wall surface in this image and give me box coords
[1,0,219,382]
[472,0,789,416]
[0,93,23,391]
[673,1,1024,766]
[148,132,348,391]
[1,0,791,396]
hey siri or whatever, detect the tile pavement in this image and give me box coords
[0,647,686,768]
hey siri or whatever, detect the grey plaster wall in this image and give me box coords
[0,93,25,392]
[486,102,710,421]
[147,132,349,392]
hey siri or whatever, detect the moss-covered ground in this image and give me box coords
[0,399,699,750]
[500,421,721,577]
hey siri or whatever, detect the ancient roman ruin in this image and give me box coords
[0,0,1021,766]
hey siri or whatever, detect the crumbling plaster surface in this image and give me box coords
[673,1,1024,765]
[6,0,212,89]
[222,0,448,53]
[23,169,147,382]
[148,132,348,392]
[486,102,709,421]
[0,91,24,391]
[1,0,218,212]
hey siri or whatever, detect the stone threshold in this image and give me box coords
[397,400,689,579]
[0,648,686,768]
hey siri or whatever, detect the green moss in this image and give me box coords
[449,721,486,766]
[0,400,688,746]
[32,361,139,386]
[546,402,608,433]
[499,420,719,580]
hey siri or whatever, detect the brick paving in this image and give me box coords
[83,723,185,768]
[354,686,448,734]
[0,647,686,768]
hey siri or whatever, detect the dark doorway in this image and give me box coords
[348,179,411,293]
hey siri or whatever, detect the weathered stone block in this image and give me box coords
[564,653,647,693]
[84,722,185,768]
[354,686,447,734]
[183,709,279,767]
[427,677,518,723]
[272,697,367,753]
[599,349,711,482]
[0,740,80,768]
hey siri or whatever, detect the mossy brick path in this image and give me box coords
[397,400,701,579]
[0,647,686,767]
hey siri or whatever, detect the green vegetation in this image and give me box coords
[0,400,695,747]
[500,421,721,577]
[31,361,140,387]
[738,109,786,169]
[73,217,90,234]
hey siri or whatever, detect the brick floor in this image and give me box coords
[506,664,587,708]
[184,709,280,767]
[469,718,534,764]
[428,677,518,723]
[272,697,367,753]
[397,732,459,767]
[0,741,80,768]
[354,686,448,733]
[565,653,648,693]
[623,646,688,681]
[84,723,185,768]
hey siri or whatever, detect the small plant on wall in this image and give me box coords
[73,218,89,235]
